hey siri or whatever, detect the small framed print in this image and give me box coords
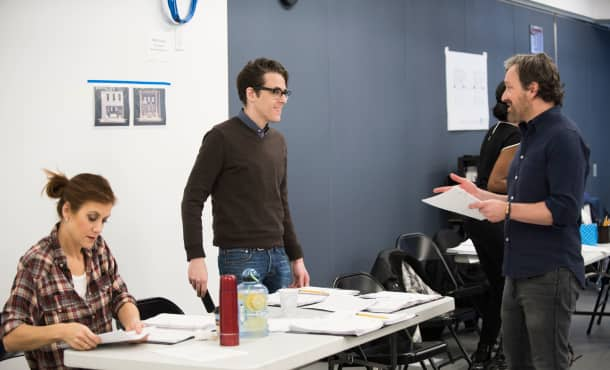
[94,87,130,126]
[529,25,544,54]
[134,88,166,126]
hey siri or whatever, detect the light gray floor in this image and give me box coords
[303,287,610,370]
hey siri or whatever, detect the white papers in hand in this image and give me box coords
[422,186,485,220]
[144,313,215,330]
[99,329,149,344]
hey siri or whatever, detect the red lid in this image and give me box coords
[219,274,239,346]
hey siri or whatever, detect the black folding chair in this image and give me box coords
[396,232,489,367]
[329,272,449,370]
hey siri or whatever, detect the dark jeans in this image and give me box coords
[465,219,505,346]
[218,246,292,293]
[502,268,579,370]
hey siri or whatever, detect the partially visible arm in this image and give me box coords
[487,145,519,194]
[434,173,507,201]
[279,142,304,262]
[188,257,208,297]
[117,302,143,333]
[510,201,553,225]
[181,129,224,296]
[290,258,310,288]
[3,323,100,352]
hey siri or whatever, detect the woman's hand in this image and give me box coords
[61,323,101,350]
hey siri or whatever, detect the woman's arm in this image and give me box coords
[3,322,100,352]
[117,302,143,333]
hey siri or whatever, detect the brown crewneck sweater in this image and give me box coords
[181,117,303,261]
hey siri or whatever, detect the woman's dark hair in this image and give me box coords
[43,170,116,218]
[504,53,564,106]
[236,58,289,105]
[492,81,508,121]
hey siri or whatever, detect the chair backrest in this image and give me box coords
[137,297,184,321]
[395,232,459,294]
[433,228,465,252]
[332,272,384,294]
[370,248,408,291]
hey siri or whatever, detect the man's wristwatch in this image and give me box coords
[505,201,512,219]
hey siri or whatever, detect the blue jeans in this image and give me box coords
[217,247,292,293]
[501,268,579,370]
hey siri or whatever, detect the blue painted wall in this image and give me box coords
[227,0,610,286]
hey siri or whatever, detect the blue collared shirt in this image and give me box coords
[504,106,590,287]
[238,109,269,138]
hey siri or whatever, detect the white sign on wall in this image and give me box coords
[445,47,489,131]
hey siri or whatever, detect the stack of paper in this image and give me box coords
[288,312,384,336]
[98,327,195,345]
[267,286,359,307]
[302,294,375,313]
[144,314,215,330]
[359,291,442,313]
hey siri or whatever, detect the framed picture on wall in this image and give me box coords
[134,88,166,126]
[94,87,130,126]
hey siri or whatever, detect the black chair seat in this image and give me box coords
[366,340,449,364]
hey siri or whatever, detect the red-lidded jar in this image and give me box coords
[219,274,239,346]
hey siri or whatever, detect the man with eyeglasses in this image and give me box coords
[181,58,310,296]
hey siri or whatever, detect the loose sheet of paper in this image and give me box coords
[151,341,247,363]
[445,238,477,255]
[359,291,442,313]
[288,312,384,336]
[422,186,485,220]
[303,294,375,313]
[144,314,215,330]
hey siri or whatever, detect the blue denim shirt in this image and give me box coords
[504,106,589,287]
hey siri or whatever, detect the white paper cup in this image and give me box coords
[279,288,298,316]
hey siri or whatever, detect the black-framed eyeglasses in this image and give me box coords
[255,86,292,98]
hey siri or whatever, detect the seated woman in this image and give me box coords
[0,170,143,369]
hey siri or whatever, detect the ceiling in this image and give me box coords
[502,0,610,28]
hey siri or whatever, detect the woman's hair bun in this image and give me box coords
[43,169,69,199]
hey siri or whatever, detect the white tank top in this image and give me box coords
[72,274,87,299]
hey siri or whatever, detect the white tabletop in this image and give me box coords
[447,242,610,266]
[64,297,454,370]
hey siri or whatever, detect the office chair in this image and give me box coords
[137,297,185,320]
[329,272,449,370]
[396,232,489,367]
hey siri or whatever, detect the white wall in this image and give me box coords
[0,0,227,315]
